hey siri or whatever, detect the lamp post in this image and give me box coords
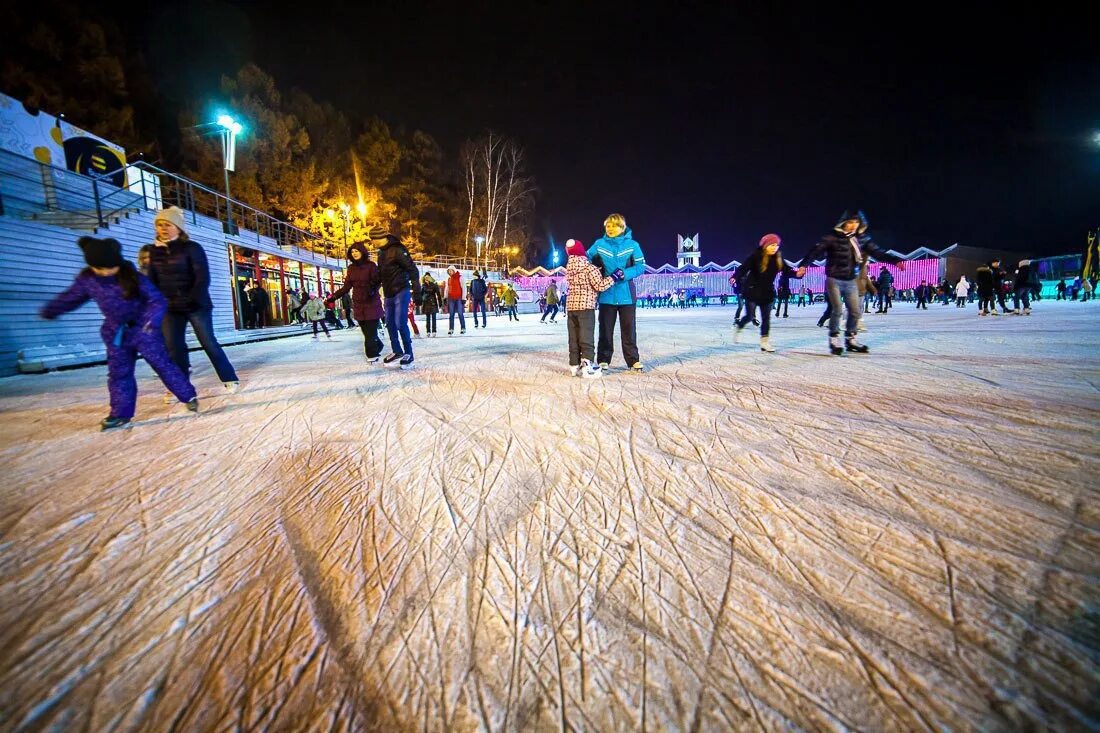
[216,114,243,235]
[475,235,485,273]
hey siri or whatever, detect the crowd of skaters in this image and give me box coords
[37,204,1092,430]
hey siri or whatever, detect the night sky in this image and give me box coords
[124,1,1098,266]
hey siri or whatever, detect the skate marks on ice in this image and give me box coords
[0,307,1098,730]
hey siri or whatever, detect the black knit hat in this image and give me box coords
[371,232,400,248]
[78,236,124,268]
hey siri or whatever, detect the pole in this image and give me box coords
[222,130,235,235]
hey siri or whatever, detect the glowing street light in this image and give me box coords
[216,113,244,234]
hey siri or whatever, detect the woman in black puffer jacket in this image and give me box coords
[733,233,798,353]
[419,273,443,336]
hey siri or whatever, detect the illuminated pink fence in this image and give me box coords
[514,258,943,296]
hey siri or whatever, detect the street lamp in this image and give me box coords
[475,235,485,272]
[216,114,243,235]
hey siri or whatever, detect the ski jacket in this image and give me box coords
[301,298,326,322]
[975,266,995,293]
[376,240,422,298]
[147,237,214,313]
[565,255,613,310]
[587,227,646,305]
[799,232,902,281]
[446,271,463,300]
[420,281,443,314]
[41,268,167,345]
[956,278,970,297]
[502,287,518,306]
[469,276,488,300]
[734,249,798,305]
[1013,262,1032,289]
[545,284,560,305]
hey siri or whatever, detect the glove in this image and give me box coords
[612,269,625,282]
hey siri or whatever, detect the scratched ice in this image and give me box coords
[1,303,1097,731]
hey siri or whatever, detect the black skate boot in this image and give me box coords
[845,338,869,353]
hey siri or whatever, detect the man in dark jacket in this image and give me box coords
[798,210,906,355]
[915,280,930,309]
[1012,260,1034,314]
[373,233,422,368]
[469,271,489,328]
[990,259,1010,313]
[148,206,239,389]
[774,270,792,318]
[327,242,384,361]
[874,268,894,313]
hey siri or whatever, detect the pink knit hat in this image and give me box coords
[565,238,586,257]
[759,233,781,247]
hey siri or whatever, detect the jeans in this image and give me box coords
[507,305,518,320]
[1013,288,1031,310]
[738,301,771,336]
[384,289,414,356]
[448,298,466,331]
[162,308,238,382]
[311,320,329,335]
[359,319,383,357]
[825,277,861,338]
[542,304,559,321]
[424,312,437,333]
[471,298,488,326]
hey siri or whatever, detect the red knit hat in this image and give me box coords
[566,238,586,257]
[759,233,781,247]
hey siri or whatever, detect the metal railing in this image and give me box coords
[0,148,345,265]
[92,159,346,262]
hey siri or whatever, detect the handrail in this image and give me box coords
[87,158,346,261]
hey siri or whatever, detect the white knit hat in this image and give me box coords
[154,206,187,235]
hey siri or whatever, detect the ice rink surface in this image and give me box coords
[1,301,1098,731]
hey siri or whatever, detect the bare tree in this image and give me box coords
[461,131,537,269]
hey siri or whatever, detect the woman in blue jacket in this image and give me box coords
[587,213,647,372]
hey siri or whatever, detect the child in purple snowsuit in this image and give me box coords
[40,237,198,430]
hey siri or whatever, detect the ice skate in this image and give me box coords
[366,356,380,364]
[733,322,745,343]
[829,336,844,356]
[100,416,131,431]
[581,359,603,378]
[163,390,174,404]
[1023,307,1031,315]
[223,381,240,393]
[760,337,775,353]
[399,354,415,370]
[186,398,199,413]
[630,362,645,373]
[845,338,870,353]
[569,364,583,377]
[383,353,402,365]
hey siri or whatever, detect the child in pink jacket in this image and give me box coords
[564,239,614,377]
